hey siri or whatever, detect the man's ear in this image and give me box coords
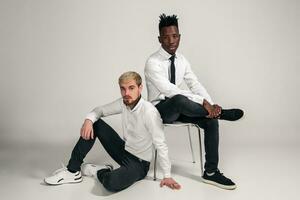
[158,36,162,44]
[139,84,143,92]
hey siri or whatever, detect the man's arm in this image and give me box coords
[81,98,122,140]
[144,108,181,190]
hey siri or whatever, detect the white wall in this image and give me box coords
[0,0,299,146]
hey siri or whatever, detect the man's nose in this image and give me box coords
[124,89,130,96]
[168,37,175,44]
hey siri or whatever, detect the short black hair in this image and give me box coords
[159,13,179,32]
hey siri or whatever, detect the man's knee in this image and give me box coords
[92,118,105,130]
[92,118,110,139]
[101,174,129,192]
[171,94,189,106]
[102,176,119,192]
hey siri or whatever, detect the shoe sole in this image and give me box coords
[202,178,237,190]
[44,177,83,185]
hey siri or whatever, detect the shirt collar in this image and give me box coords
[158,47,177,60]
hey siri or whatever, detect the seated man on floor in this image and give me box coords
[44,71,181,192]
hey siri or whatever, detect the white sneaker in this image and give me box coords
[44,164,82,185]
[81,163,113,177]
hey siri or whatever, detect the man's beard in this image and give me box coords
[123,95,141,107]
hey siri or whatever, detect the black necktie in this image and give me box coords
[169,55,176,84]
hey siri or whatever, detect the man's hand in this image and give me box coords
[80,119,94,140]
[160,177,181,190]
[203,99,222,118]
[203,99,217,118]
[213,104,222,117]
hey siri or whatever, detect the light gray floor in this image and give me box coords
[1,133,299,200]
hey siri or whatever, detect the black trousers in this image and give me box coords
[156,94,219,173]
[67,118,150,192]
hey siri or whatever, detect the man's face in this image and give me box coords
[119,79,142,106]
[158,25,181,55]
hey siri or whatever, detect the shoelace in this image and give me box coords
[215,170,231,181]
[215,170,224,176]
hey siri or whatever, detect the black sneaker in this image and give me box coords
[202,170,236,190]
[219,109,244,121]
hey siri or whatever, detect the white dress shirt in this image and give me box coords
[85,97,171,178]
[145,47,213,105]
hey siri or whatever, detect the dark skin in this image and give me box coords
[158,26,180,55]
[158,26,222,118]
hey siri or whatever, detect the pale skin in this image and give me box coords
[80,78,181,190]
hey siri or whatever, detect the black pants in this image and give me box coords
[67,118,150,192]
[156,94,219,173]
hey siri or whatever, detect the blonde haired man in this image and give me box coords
[44,71,180,192]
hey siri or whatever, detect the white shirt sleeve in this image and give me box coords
[183,59,213,104]
[85,98,122,123]
[144,108,172,178]
[145,59,206,104]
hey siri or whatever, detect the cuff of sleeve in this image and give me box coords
[190,95,204,105]
[207,98,214,105]
[164,173,171,178]
[85,114,97,123]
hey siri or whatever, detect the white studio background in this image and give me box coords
[0,0,299,150]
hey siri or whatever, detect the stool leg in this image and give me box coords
[153,149,157,181]
[188,125,196,163]
[197,127,204,175]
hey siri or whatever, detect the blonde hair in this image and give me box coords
[118,71,142,86]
